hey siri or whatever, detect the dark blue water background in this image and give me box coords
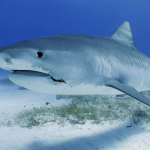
[0,0,150,77]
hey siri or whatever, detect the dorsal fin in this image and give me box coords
[110,21,138,50]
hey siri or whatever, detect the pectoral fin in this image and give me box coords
[105,79,150,106]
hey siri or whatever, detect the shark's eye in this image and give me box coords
[37,52,43,58]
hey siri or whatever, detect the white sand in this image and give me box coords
[0,78,150,150]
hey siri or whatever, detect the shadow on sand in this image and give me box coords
[22,122,143,150]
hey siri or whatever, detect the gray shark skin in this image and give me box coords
[0,21,150,106]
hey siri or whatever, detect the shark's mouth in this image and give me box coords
[12,70,66,83]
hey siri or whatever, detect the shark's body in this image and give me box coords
[0,21,150,106]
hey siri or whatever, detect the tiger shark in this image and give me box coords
[0,21,150,106]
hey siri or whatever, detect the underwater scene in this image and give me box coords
[0,1,150,150]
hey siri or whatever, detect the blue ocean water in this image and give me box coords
[0,0,150,77]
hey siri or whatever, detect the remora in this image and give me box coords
[0,21,150,106]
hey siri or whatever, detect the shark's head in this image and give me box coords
[0,35,107,94]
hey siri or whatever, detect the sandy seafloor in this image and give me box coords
[0,77,150,150]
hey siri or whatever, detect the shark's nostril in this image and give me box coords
[4,58,11,63]
[0,52,12,64]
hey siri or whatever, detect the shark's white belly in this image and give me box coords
[9,72,150,95]
[65,84,124,95]
[9,73,125,95]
